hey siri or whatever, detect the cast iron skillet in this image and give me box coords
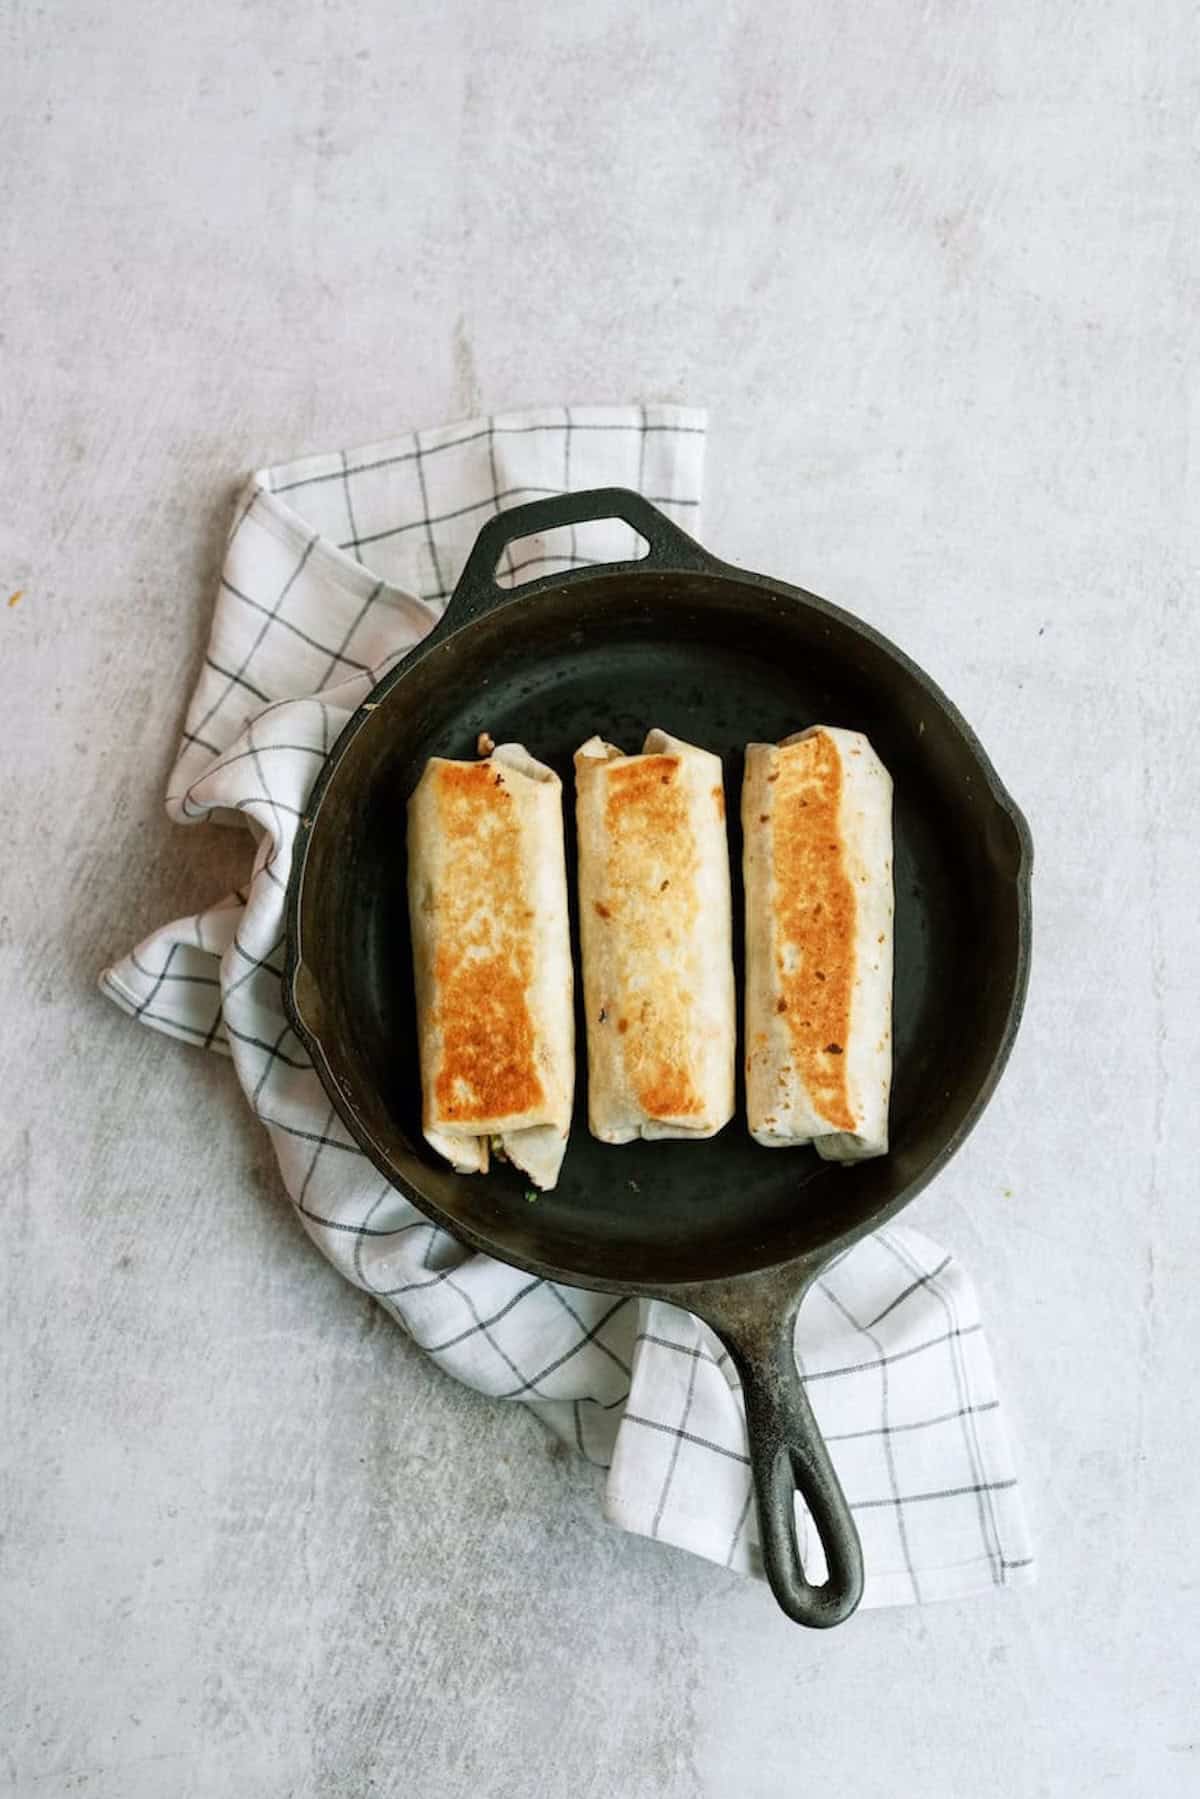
[284,488,1032,1628]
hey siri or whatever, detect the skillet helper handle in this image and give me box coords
[445,486,715,631]
[727,1300,864,1628]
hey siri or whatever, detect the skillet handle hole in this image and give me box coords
[494,519,649,589]
[724,1304,865,1628]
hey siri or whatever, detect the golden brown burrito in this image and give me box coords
[575,729,735,1142]
[407,743,574,1189]
[742,726,894,1161]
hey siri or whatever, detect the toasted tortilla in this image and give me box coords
[406,742,574,1189]
[742,726,893,1161]
[574,728,735,1142]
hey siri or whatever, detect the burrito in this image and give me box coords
[574,728,735,1142]
[742,726,893,1161]
[406,743,574,1189]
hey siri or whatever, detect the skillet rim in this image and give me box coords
[283,547,1032,1298]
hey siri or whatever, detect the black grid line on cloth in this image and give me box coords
[486,417,517,584]
[348,1181,464,1297]
[133,940,181,1019]
[291,1100,343,1222]
[226,802,298,892]
[801,1321,983,1382]
[341,449,361,564]
[338,485,560,553]
[246,716,301,890]
[230,484,260,539]
[358,1247,464,1299]
[129,947,219,990]
[818,1277,921,1603]
[725,1482,757,1568]
[181,726,223,756]
[410,433,446,601]
[191,887,231,1046]
[636,1330,734,1375]
[131,896,246,995]
[295,1204,421,1240]
[224,937,286,1000]
[717,1268,756,1568]
[250,1017,306,1105]
[416,1274,544,1358]
[270,419,706,497]
[429,1272,559,1398]
[530,1380,630,1421]
[419,1219,462,1275]
[624,1412,750,1468]
[568,1382,632,1417]
[719,1273,755,1568]
[350,1180,394,1282]
[563,409,577,567]
[262,1110,363,1161]
[193,910,215,954]
[228,784,303,819]
[223,1017,310,1069]
[276,1108,406,1240]
[572,1400,608,1471]
[878,1231,1006,1584]
[823,1398,1000,1445]
[851,1477,1018,1512]
[100,976,228,1046]
[363,1215,469,1302]
[203,656,271,705]
[867,1253,954,1329]
[649,1337,705,1537]
[200,988,225,1051]
[222,688,344,735]
[187,534,318,748]
[220,576,374,675]
[547,1284,632,1381]
[178,739,330,822]
[313,581,384,691]
[491,1295,633,1401]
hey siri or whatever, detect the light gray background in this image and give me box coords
[2,2,1197,1795]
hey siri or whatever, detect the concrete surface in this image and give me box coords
[2,2,1198,1795]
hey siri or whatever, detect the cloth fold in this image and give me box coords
[101,404,1034,1608]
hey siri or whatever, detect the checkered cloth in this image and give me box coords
[101,404,1034,1609]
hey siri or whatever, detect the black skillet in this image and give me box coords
[284,487,1032,1628]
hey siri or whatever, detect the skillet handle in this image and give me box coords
[443,486,715,632]
[719,1294,865,1628]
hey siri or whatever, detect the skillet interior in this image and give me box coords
[291,566,1028,1289]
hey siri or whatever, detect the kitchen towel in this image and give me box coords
[101,403,1035,1608]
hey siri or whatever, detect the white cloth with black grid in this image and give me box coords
[101,404,1035,1608]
